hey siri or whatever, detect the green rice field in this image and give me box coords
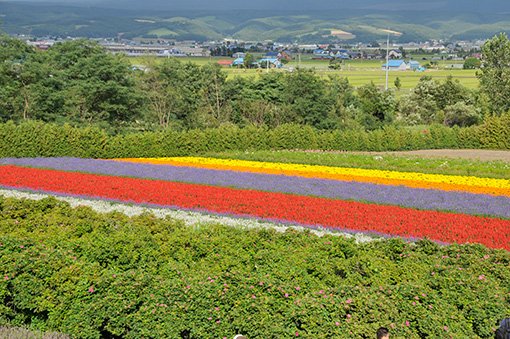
[130,55,479,90]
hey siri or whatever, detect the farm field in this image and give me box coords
[1,155,509,249]
[130,56,479,90]
[1,153,509,337]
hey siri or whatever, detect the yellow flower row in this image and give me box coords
[114,157,510,196]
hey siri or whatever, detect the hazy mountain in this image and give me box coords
[4,0,510,12]
[2,0,510,41]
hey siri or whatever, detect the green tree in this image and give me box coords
[228,72,296,127]
[243,53,255,69]
[194,63,232,127]
[357,82,395,130]
[443,102,481,127]
[281,69,331,128]
[463,57,481,69]
[478,33,510,115]
[410,76,441,123]
[18,55,66,122]
[15,39,145,126]
[136,65,183,129]
[328,59,342,70]
[0,36,37,121]
[248,72,286,103]
[0,35,34,62]
[325,76,359,129]
[0,39,69,123]
[394,77,402,91]
[436,76,472,110]
[396,94,427,125]
[154,58,206,125]
[398,46,407,58]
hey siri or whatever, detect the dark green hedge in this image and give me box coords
[1,197,509,338]
[0,117,508,158]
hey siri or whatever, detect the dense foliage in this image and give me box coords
[0,115,509,159]
[479,33,510,115]
[1,197,509,338]
[0,36,493,132]
[0,38,142,126]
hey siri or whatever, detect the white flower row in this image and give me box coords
[0,189,378,243]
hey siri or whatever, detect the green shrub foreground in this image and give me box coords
[1,197,509,338]
[0,115,509,158]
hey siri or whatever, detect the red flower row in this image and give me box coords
[1,165,509,250]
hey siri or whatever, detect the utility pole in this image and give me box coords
[385,31,390,91]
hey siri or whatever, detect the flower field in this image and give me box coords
[0,156,509,251]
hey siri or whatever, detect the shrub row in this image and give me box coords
[1,197,509,338]
[0,117,508,159]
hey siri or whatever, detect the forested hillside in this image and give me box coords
[2,1,510,41]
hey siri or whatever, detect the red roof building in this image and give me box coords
[217,59,233,67]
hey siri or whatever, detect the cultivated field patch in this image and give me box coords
[1,156,508,250]
[329,29,355,39]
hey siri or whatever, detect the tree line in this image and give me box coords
[1,34,509,133]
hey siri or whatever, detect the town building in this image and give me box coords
[382,60,407,71]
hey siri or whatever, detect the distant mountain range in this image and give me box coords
[1,1,510,42]
[6,0,510,12]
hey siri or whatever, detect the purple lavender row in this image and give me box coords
[1,157,509,219]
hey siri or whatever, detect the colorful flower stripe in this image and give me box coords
[1,165,509,251]
[114,157,510,197]
[0,189,377,243]
[2,157,510,219]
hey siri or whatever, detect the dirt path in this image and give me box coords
[353,149,510,162]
